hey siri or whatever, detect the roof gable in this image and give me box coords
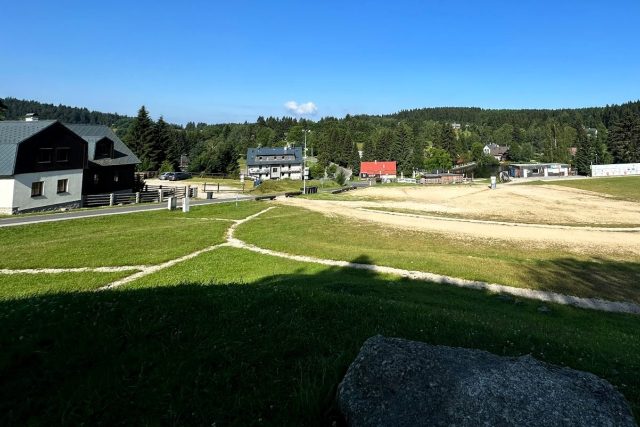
[65,124,140,166]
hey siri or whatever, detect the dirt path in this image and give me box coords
[278,198,640,257]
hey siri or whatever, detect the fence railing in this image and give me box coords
[82,186,197,208]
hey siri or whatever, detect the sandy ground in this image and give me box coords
[278,184,640,257]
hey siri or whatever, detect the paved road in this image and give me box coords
[0,196,254,228]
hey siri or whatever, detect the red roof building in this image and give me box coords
[360,161,397,178]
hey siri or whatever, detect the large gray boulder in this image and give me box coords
[338,335,636,426]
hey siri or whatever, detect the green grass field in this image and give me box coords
[0,203,265,268]
[523,176,640,202]
[1,201,639,424]
[236,206,640,304]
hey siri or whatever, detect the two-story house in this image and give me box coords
[246,147,307,180]
[0,119,140,214]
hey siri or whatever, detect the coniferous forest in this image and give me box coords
[2,97,640,176]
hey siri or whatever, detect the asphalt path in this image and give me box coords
[0,196,254,228]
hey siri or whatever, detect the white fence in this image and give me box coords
[591,163,640,177]
[83,185,197,208]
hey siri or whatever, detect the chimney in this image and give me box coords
[25,113,39,122]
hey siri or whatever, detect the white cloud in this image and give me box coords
[284,100,318,116]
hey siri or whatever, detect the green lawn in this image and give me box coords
[0,202,266,269]
[523,176,640,202]
[1,247,638,425]
[250,179,340,195]
[0,271,133,300]
[236,206,640,304]
[1,202,639,424]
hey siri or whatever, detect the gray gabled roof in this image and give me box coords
[66,124,140,166]
[246,146,303,166]
[0,120,58,175]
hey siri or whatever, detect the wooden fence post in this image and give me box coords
[109,193,115,206]
[217,183,220,193]
[135,192,140,204]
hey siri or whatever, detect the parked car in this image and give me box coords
[169,172,192,181]
[158,172,173,180]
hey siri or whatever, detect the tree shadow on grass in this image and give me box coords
[518,257,640,304]
[1,255,639,426]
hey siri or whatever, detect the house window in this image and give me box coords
[272,167,277,173]
[93,173,99,185]
[57,179,68,193]
[38,148,53,163]
[113,172,119,183]
[95,140,113,159]
[31,181,44,197]
[56,148,70,162]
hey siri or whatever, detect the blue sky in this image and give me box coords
[1,0,639,124]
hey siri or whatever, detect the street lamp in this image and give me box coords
[302,130,310,193]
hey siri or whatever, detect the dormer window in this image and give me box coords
[95,139,114,159]
[37,148,53,163]
[56,147,70,163]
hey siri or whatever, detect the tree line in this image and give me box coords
[2,97,639,176]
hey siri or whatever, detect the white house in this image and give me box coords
[246,146,307,180]
[0,120,87,214]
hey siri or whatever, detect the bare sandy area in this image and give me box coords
[346,184,640,226]
[278,185,640,257]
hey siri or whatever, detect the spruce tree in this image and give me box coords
[574,125,593,175]
[125,106,156,170]
[349,142,361,175]
[608,113,640,163]
[153,116,172,168]
[0,98,7,120]
[361,139,375,161]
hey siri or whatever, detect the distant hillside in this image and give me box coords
[1,97,132,126]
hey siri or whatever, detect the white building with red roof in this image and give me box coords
[360,161,397,180]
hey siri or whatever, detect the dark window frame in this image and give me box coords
[31,181,44,197]
[56,147,71,163]
[57,179,69,194]
[37,148,53,164]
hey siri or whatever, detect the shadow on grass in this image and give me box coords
[520,257,640,304]
[1,255,639,426]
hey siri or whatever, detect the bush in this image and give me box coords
[335,169,346,186]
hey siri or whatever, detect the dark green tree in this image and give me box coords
[0,98,7,120]
[125,106,156,170]
[348,142,361,175]
[608,113,640,163]
[574,125,594,175]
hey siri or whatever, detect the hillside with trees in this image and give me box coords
[2,97,639,176]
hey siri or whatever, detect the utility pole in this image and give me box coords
[303,129,310,194]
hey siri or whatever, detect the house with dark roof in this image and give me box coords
[246,146,306,180]
[0,119,139,214]
[483,143,509,162]
[66,124,140,194]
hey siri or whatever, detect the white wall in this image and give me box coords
[591,163,640,177]
[11,169,83,212]
[0,179,16,214]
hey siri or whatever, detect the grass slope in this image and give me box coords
[0,202,266,269]
[524,176,640,202]
[0,271,133,300]
[1,247,638,425]
[236,206,640,304]
[250,179,340,195]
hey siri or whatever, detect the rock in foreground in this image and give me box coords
[338,335,636,426]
